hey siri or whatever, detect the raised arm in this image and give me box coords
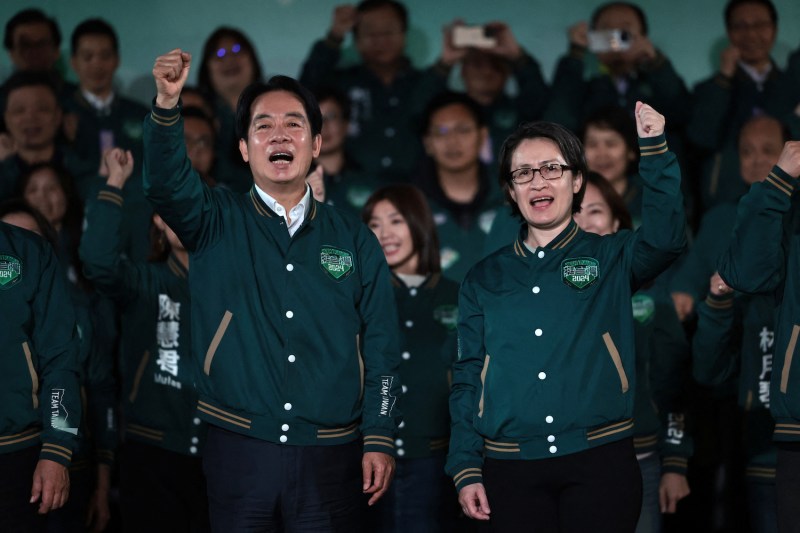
[144,49,222,251]
[298,5,353,88]
[718,142,800,293]
[630,102,687,286]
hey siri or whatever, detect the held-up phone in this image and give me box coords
[587,29,631,53]
[452,25,497,49]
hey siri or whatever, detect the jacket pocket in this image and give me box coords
[780,325,800,394]
[22,342,39,409]
[129,351,150,403]
[204,311,233,376]
[478,355,491,418]
[602,332,629,393]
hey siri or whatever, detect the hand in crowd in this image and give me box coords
[484,22,522,61]
[659,472,690,514]
[459,482,491,521]
[104,148,135,189]
[709,272,732,297]
[153,48,192,110]
[30,459,70,514]
[719,45,741,78]
[306,163,325,202]
[671,292,695,322]
[567,21,589,49]
[362,451,395,506]
[776,141,800,179]
[634,101,665,138]
[328,4,357,42]
[624,33,657,66]
[440,20,467,67]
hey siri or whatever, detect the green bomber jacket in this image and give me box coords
[718,166,800,443]
[0,222,81,466]
[142,104,403,454]
[447,135,686,491]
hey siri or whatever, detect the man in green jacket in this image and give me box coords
[147,49,402,532]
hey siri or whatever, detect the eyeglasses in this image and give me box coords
[510,164,573,184]
[215,44,242,58]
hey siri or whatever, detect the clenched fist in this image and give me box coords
[635,101,665,138]
[153,49,192,110]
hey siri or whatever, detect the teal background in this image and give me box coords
[1,0,798,104]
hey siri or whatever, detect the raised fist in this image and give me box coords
[635,102,665,138]
[153,49,192,109]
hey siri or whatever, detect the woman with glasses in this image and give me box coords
[197,27,264,193]
[446,102,686,532]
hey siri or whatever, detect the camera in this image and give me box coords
[452,25,497,49]
[587,29,631,53]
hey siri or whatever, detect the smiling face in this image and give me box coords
[23,167,67,228]
[4,85,61,151]
[727,2,775,68]
[738,116,784,185]
[583,125,634,186]
[238,90,321,193]
[71,34,118,97]
[508,137,582,232]
[424,103,485,174]
[207,35,256,97]
[367,199,418,275]
[573,182,619,236]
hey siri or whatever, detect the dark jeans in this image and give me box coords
[747,479,778,533]
[480,438,642,533]
[0,445,44,533]
[367,451,458,532]
[203,426,364,533]
[776,444,800,533]
[119,440,210,533]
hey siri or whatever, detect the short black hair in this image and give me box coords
[2,71,59,111]
[724,0,778,27]
[198,27,263,98]
[70,18,118,56]
[420,91,486,135]
[590,2,649,36]
[499,121,588,220]
[4,8,61,51]
[182,106,216,139]
[235,76,322,141]
[353,0,408,36]
[581,105,639,176]
[313,86,351,122]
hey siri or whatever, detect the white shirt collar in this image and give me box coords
[738,61,772,89]
[81,89,115,112]
[254,184,312,236]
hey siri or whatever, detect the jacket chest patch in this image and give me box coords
[631,294,655,324]
[433,304,458,331]
[0,253,22,289]
[320,246,354,281]
[561,257,599,290]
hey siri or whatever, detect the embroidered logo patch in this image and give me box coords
[0,254,22,289]
[561,257,599,290]
[433,304,458,331]
[631,294,656,324]
[320,246,354,281]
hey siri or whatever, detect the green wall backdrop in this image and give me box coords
[1,0,798,104]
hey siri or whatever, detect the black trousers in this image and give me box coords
[0,445,44,533]
[479,438,642,533]
[119,440,210,533]
[203,426,364,533]
[777,443,800,533]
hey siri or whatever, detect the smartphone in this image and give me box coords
[452,26,497,49]
[588,29,631,53]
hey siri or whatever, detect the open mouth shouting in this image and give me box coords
[529,195,554,209]
[268,151,294,167]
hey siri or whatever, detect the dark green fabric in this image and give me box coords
[80,185,205,457]
[392,273,458,459]
[718,166,800,443]
[0,222,81,466]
